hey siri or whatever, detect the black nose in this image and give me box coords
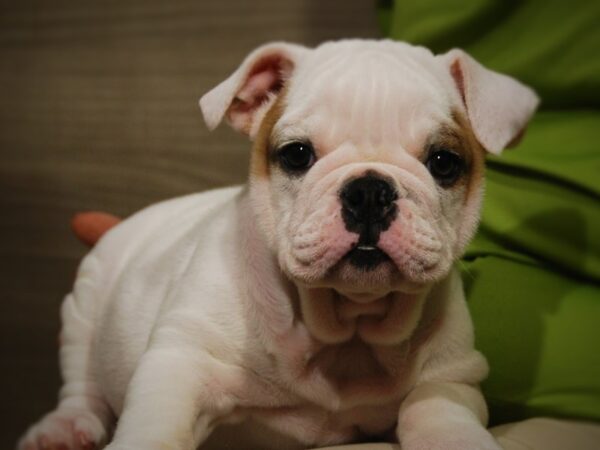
[340,174,397,226]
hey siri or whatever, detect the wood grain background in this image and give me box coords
[0,1,379,446]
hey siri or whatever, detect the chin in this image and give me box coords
[328,258,397,292]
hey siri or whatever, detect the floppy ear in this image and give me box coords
[439,49,539,154]
[199,42,309,137]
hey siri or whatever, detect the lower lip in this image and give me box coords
[339,291,388,304]
[346,246,390,269]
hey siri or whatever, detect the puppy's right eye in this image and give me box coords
[426,149,464,187]
[278,142,316,173]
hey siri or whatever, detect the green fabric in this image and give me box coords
[463,256,600,424]
[379,0,600,424]
[469,110,600,283]
[464,110,600,424]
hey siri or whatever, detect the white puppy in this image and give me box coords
[18,40,538,450]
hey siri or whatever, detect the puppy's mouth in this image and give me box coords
[344,242,391,270]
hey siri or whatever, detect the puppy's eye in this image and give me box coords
[278,142,316,173]
[426,149,464,186]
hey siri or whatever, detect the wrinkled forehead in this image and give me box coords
[275,41,457,155]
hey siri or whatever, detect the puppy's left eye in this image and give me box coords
[278,142,316,173]
[426,149,464,187]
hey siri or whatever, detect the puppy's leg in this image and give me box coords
[104,328,237,450]
[396,382,501,450]
[18,259,114,450]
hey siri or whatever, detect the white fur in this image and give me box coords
[19,40,538,450]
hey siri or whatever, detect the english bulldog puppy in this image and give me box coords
[18,40,538,450]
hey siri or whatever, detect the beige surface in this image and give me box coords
[316,418,600,450]
[491,418,600,450]
[0,2,379,448]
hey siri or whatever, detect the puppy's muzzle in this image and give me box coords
[340,172,398,269]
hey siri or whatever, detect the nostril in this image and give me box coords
[377,189,388,207]
[378,184,397,209]
[345,189,364,210]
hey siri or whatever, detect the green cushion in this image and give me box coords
[468,110,600,283]
[466,111,600,424]
[464,255,600,424]
[379,0,600,424]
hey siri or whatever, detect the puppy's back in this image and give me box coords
[70,186,244,413]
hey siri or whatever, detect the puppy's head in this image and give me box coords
[201,40,538,297]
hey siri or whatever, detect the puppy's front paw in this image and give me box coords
[17,408,108,450]
[400,423,501,450]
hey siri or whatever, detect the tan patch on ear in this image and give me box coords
[249,90,287,180]
[451,110,486,203]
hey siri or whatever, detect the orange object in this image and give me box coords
[71,212,121,247]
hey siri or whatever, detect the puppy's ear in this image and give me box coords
[439,49,539,154]
[199,42,309,136]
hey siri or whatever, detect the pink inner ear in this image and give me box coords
[450,60,466,104]
[237,70,279,104]
[228,57,285,131]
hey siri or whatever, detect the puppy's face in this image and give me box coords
[201,40,538,297]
